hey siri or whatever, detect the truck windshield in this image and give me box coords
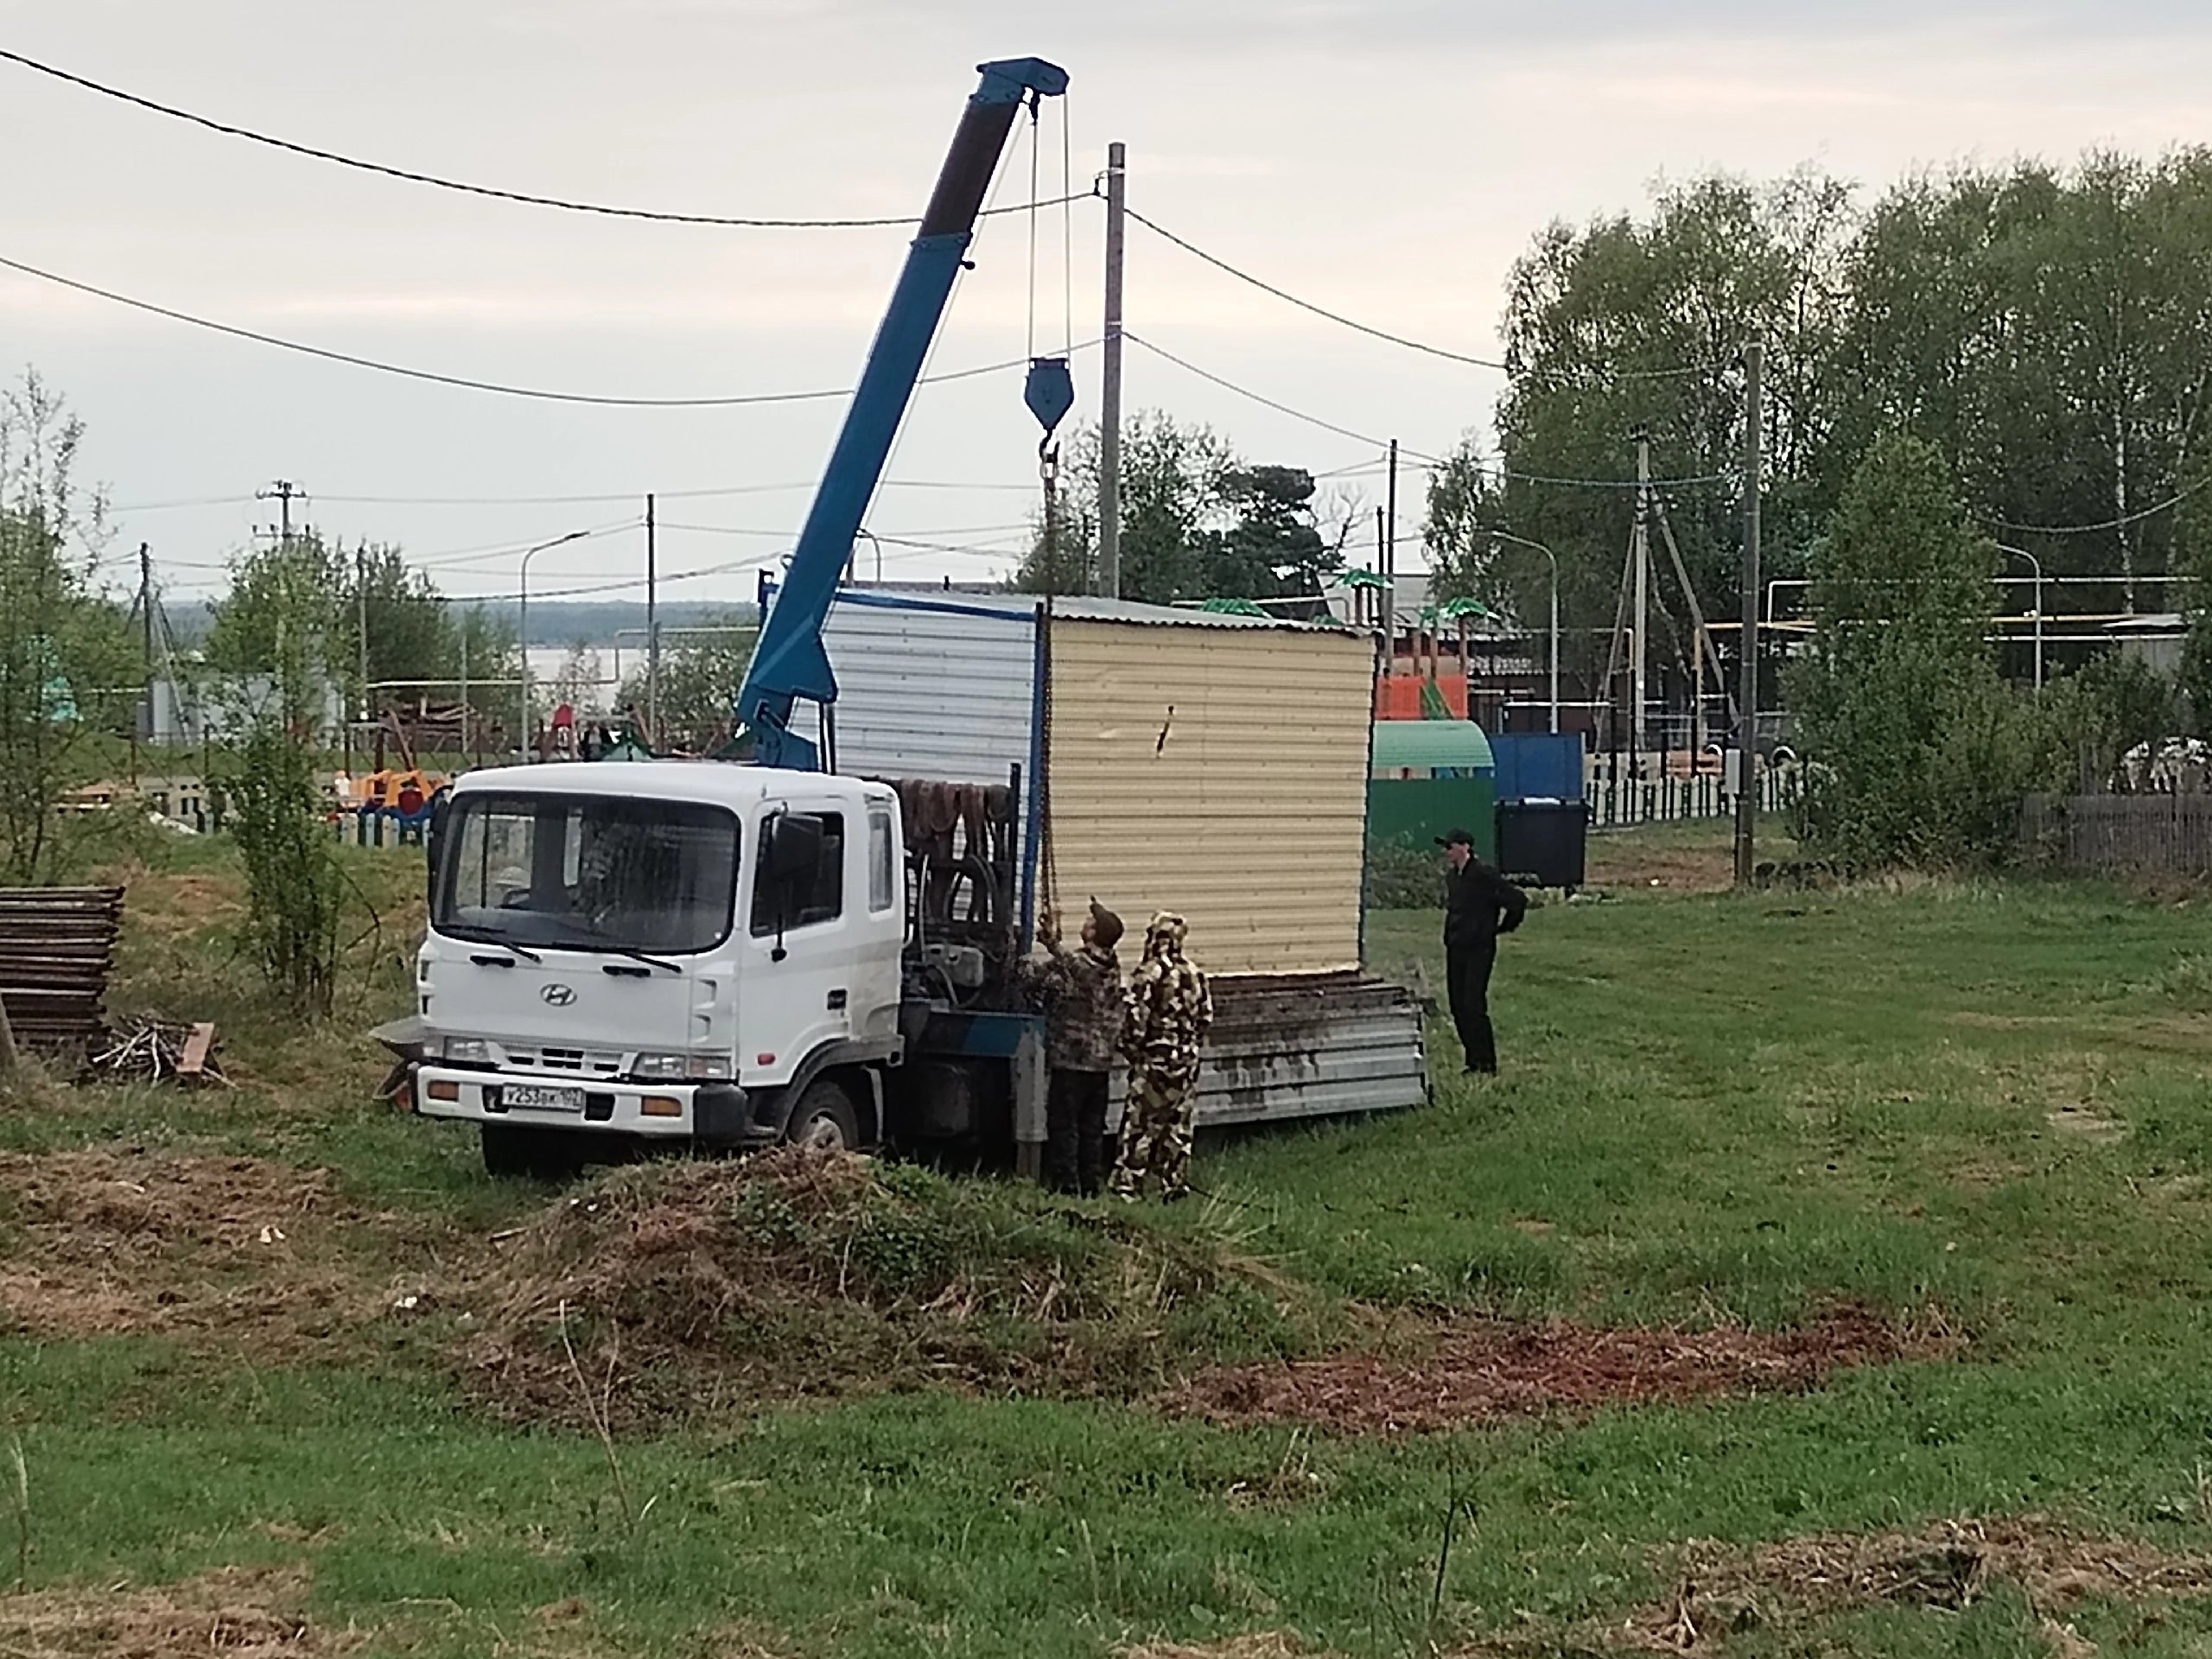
[434,792,739,956]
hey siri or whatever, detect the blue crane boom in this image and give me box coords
[736,56,1071,772]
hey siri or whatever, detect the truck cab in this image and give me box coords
[412,761,907,1178]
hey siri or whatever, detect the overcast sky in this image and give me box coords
[1,0,2207,609]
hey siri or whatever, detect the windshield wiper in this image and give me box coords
[596,944,683,976]
[442,924,543,964]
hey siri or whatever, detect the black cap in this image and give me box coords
[1435,828,1476,848]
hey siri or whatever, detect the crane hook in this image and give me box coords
[1024,355,1075,459]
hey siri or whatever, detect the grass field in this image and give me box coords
[4,823,2212,1656]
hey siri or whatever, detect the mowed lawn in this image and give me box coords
[5,826,2212,1656]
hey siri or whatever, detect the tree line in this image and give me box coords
[1012,415,1360,604]
[1428,151,2212,677]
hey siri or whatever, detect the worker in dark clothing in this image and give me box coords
[1020,899,1125,1195]
[1438,827,1527,1075]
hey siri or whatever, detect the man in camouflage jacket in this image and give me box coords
[1020,899,1124,1194]
[1109,911,1213,1203]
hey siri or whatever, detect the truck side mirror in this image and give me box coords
[760,811,825,963]
[763,812,825,889]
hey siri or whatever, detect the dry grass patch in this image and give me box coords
[0,1563,350,1657]
[467,1149,1331,1427]
[0,1148,412,1350]
[1160,1305,1948,1435]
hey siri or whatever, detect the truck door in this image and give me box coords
[741,797,864,1089]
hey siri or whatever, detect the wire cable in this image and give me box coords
[1129,335,1734,492]
[1127,209,1510,372]
[0,248,1074,406]
[1127,208,1716,385]
[110,477,1049,512]
[1986,474,2212,537]
[1125,333,1399,450]
[0,48,1088,230]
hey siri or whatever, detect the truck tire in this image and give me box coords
[785,1077,863,1153]
[480,1122,586,1181]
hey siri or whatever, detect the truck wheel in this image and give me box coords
[480,1122,585,1181]
[785,1078,862,1153]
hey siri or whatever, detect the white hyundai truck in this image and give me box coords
[403,760,1037,1179]
[415,763,886,1169]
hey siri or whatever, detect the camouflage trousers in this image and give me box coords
[1109,1071,1196,1200]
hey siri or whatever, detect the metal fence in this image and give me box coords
[2021,793,2212,877]
[1586,767,1801,830]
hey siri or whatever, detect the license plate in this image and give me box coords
[501,1084,584,1113]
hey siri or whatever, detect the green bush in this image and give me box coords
[1796,436,2054,869]
[221,723,344,1016]
[1364,836,1441,910]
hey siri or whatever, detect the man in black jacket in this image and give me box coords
[1438,828,1527,1076]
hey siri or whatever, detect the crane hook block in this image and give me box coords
[1025,355,1076,443]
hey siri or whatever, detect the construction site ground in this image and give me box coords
[2,823,2211,1656]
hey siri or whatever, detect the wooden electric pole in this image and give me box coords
[1631,428,1652,772]
[1734,339,1764,889]
[645,493,659,746]
[1097,141,1126,600]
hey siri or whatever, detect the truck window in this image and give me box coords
[868,809,895,913]
[753,810,844,936]
[434,793,739,955]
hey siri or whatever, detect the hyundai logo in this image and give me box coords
[540,983,577,1007]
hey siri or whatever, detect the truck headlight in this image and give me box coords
[631,1053,733,1082]
[445,1037,495,1065]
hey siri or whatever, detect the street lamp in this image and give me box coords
[1998,544,2045,692]
[1484,529,1560,734]
[518,529,591,761]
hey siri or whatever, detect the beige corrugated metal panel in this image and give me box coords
[1044,617,1373,976]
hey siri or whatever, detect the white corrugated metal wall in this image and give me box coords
[786,592,1039,786]
[1044,616,1374,976]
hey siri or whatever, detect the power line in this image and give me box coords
[1127,209,1510,372]
[404,520,642,570]
[1129,335,1737,493]
[111,477,1047,512]
[1988,474,2212,537]
[0,248,1076,407]
[1125,333,1402,451]
[0,48,1090,231]
[1127,209,1713,385]
[658,519,1033,541]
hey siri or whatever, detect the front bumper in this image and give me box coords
[413,1065,760,1145]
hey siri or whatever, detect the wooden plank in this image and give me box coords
[178,1023,215,1078]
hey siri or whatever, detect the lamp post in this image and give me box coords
[517,529,590,761]
[1999,544,2045,692]
[1484,529,1560,734]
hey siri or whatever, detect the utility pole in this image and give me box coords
[128,543,151,779]
[1734,339,1764,889]
[645,493,660,746]
[353,546,370,773]
[458,621,472,765]
[256,481,308,729]
[1382,440,1400,675]
[1097,141,1126,601]
[1630,428,1652,773]
[137,543,153,676]
[257,480,305,544]
[1375,506,1391,676]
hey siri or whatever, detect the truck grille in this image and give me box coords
[500,1045,625,1076]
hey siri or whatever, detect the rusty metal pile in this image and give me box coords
[0,887,123,1057]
